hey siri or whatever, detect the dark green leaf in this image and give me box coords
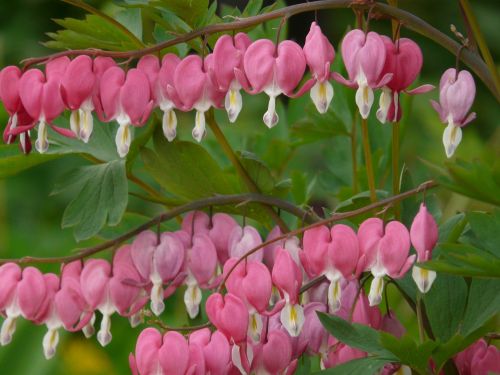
[424,275,468,341]
[466,210,500,256]
[0,145,61,178]
[313,357,391,375]
[243,0,263,16]
[317,313,397,359]
[461,279,500,337]
[154,0,208,27]
[239,153,275,194]
[60,160,128,241]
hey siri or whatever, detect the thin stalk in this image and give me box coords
[392,121,400,218]
[206,110,289,232]
[458,0,500,95]
[351,113,359,194]
[416,292,426,343]
[361,118,377,202]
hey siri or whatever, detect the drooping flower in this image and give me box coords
[410,203,438,293]
[303,224,359,312]
[357,218,415,306]
[137,54,182,141]
[375,36,434,123]
[100,66,154,157]
[333,29,392,119]
[303,22,336,113]
[236,39,313,128]
[211,33,252,122]
[430,68,476,158]
[18,57,76,153]
[0,66,35,153]
[60,55,96,142]
[131,230,185,316]
[206,292,249,344]
[228,225,263,263]
[0,263,22,346]
[272,248,305,337]
[171,54,224,142]
[454,339,500,375]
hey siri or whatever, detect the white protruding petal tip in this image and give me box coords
[412,265,437,294]
[225,88,243,123]
[443,122,462,158]
[327,279,342,313]
[42,329,59,360]
[192,111,206,143]
[162,109,177,142]
[376,87,392,124]
[310,81,334,114]
[263,95,279,128]
[97,314,112,347]
[151,282,165,317]
[280,302,305,337]
[82,314,96,338]
[35,120,49,153]
[115,123,131,158]
[355,84,374,120]
[79,109,93,143]
[368,276,384,306]
[0,317,17,346]
[183,284,202,319]
[247,313,263,342]
[70,110,80,138]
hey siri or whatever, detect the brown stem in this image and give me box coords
[0,193,319,266]
[218,180,438,292]
[20,1,498,101]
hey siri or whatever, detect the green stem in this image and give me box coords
[361,118,377,202]
[416,292,426,343]
[458,0,500,96]
[351,114,359,194]
[392,121,400,218]
[206,110,289,232]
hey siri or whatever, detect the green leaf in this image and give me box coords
[313,357,390,375]
[243,0,264,16]
[317,313,397,359]
[380,333,437,374]
[114,8,143,41]
[154,0,208,27]
[142,136,238,201]
[466,210,500,256]
[0,145,61,178]
[290,109,349,146]
[461,279,500,337]
[424,275,468,341]
[60,160,128,241]
[239,153,275,194]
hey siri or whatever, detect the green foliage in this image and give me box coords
[57,160,128,241]
[0,145,61,178]
[314,357,390,375]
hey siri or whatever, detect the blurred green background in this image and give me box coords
[0,0,498,374]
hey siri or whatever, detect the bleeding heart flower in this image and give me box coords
[0,263,22,346]
[228,225,263,263]
[182,211,239,265]
[303,22,336,113]
[298,302,329,359]
[211,33,252,122]
[358,218,415,306]
[131,230,185,316]
[430,68,476,158]
[303,224,359,312]
[454,339,500,375]
[18,57,76,153]
[272,248,304,337]
[376,36,434,123]
[0,66,35,153]
[100,66,154,157]
[333,29,393,119]
[60,55,96,142]
[183,233,218,319]
[237,39,313,128]
[190,328,232,375]
[410,203,438,293]
[206,292,249,344]
[172,54,224,142]
[223,258,272,341]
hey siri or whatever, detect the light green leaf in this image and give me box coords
[60,160,128,241]
[466,210,500,256]
[313,357,390,375]
[154,0,208,27]
[0,145,61,179]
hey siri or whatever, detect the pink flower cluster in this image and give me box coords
[0,205,437,360]
[1,23,439,158]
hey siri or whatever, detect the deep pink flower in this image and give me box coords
[410,203,439,293]
[0,66,35,153]
[100,66,154,157]
[131,230,185,316]
[303,224,359,312]
[211,33,252,122]
[18,57,75,153]
[303,22,336,113]
[0,263,22,345]
[358,218,415,306]
[228,225,263,263]
[237,39,312,128]
[182,211,238,265]
[206,292,249,344]
[272,248,304,337]
[189,328,232,375]
[333,29,392,119]
[431,68,476,158]
[171,54,224,142]
[376,36,434,123]
[454,339,500,375]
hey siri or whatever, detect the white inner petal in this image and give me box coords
[162,109,177,142]
[280,302,305,337]
[310,80,334,114]
[412,265,437,294]
[443,119,462,158]
[376,87,392,124]
[35,120,49,153]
